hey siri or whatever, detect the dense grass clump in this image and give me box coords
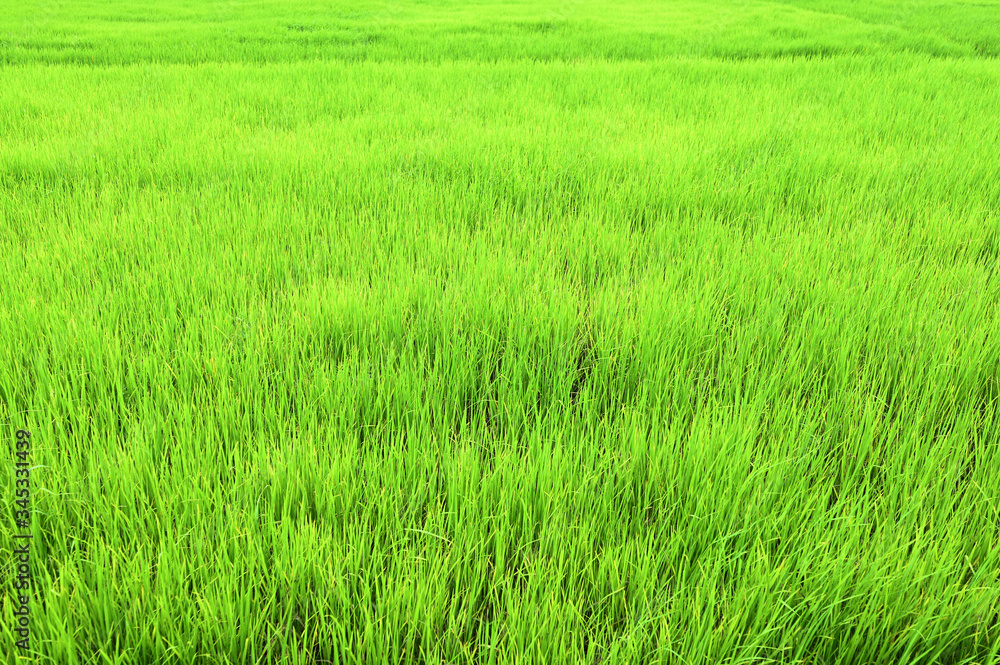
[1,1,999,663]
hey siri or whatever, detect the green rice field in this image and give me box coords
[1,1,999,663]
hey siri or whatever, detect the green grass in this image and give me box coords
[1,1,999,663]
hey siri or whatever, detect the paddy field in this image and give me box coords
[1,1,999,663]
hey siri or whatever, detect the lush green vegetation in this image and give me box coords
[1,1,999,663]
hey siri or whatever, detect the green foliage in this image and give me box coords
[0,1,999,663]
